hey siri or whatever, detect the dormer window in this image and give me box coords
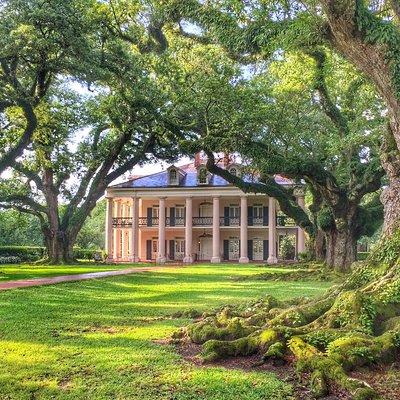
[198,167,208,184]
[169,168,178,185]
[228,165,240,177]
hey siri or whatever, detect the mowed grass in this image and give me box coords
[0,263,145,282]
[0,264,333,400]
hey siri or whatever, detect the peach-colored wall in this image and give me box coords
[111,196,298,262]
[138,197,269,219]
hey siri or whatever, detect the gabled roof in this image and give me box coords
[110,162,295,189]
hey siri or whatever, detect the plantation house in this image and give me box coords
[105,157,306,263]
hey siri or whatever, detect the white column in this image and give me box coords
[105,197,114,261]
[121,202,128,260]
[113,200,122,260]
[183,197,193,263]
[239,196,249,263]
[157,197,166,264]
[211,196,221,263]
[267,197,278,264]
[297,194,306,254]
[130,197,139,262]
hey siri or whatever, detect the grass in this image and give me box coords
[0,262,145,282]
[0,264,333,400]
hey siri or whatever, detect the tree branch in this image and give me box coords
[0,99,37,174]
[204,150,315,236]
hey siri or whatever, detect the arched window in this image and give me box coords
[198,167,208,184]
[169,168,178,185]
[228,165,240,177]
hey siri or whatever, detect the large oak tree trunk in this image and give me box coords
[314,229,326,262]
[43,232,75,264]
[325,226,356,272]
[381,122,400,235]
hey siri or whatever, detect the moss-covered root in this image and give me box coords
[201,328,284,361]
[201,336,260,361]
[289,337,379,399]
[187,317,258,344]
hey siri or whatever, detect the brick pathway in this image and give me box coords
[0,266,163,291]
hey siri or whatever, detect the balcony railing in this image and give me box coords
[193,216,213,226]
[113,215,297,228]
[166,217,185,226]
[138,216,159,227]
[220,216,240,226]
[276,215,296,226]
[112,217,133,227]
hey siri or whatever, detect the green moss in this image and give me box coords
[310,369,328,398]
[288,337,320,360]
[304,329,344,350]
[327,335,374,368]
[202,336,259,361]
[264,341,285,359]
[259,329,279,346]
[352,387,379,400]
[187,316,257,344]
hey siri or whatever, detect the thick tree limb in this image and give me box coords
[0,99,37,174]
[204,151,315,236]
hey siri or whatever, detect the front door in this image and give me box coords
[152,239,158,260]
[229,239,240,260]
[199,236,212,260]
[175,239,185,260]
[253,239,263,261]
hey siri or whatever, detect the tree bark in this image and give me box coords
[314,229,326,262]
[42,230,76,264]
[381,121,400,235]
[325,226,357,272]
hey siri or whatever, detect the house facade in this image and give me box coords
[104,160,306,264]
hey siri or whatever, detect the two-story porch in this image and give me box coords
[105,190,306,264]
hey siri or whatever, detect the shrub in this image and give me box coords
[0,246,46,262]
[0,246,102,262]
[72,248,104,260]
[279,236,296,260]
[357,252,369,261]
[0,256,22,264]
[298,251,312,262]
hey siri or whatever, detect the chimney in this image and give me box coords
[194,152,202,168]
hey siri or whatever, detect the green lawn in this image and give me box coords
[0,263,144,282]
[0,264,333,400]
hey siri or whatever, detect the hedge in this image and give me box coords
[0,246,46,262]
[0,256,22,264]
[0,246,102,262]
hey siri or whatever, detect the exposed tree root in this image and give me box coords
[235,263,344,283]
[173,254,400,399]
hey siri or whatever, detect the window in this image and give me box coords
[198,167,208,184]
[169,168,178,185]
[152,206,159,218]
[228,165,240,177]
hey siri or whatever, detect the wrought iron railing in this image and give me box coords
[220,217,240,226]
[193,216,213,226]
[112,217,132,227]
[166,217,185,226]
[248,217,264,226]
[138,216,159,227]
[276,215,296,226]
[113,215,296,228]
